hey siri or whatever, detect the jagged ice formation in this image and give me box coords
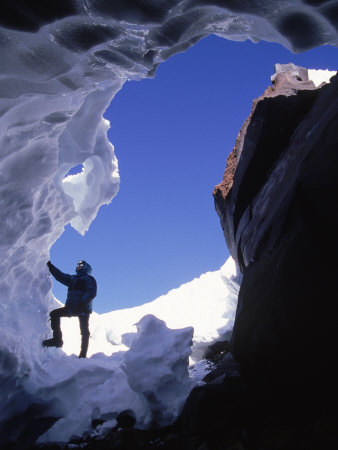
[1,0,338,445]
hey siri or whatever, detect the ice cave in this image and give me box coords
[1,1,338,448]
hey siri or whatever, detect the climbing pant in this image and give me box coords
[50,307,90,357]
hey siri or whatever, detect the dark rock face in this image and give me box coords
[214,64,338,394]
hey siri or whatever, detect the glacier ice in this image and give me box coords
[122,314,193,427]
[36,314,193,443]
[0,0,337,445]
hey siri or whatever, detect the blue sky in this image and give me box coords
[51,35,337,313]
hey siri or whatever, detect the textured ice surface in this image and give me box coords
[0,0,337,444]
[36,314,193,443]
[123,314,193,427]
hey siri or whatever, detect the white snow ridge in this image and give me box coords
[1,0,337,445]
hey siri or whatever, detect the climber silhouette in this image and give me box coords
[43,260,97,358]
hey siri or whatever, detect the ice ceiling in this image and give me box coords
[0,0,338,441]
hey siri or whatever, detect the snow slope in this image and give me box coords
[61,257,240,361]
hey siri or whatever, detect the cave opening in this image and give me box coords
[1,9,338,445]
[50,34,337,314]
[63,163,84,179]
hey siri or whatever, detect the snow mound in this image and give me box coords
[15,313,193,444]
[123,314,194,426]
[308,69,337,87]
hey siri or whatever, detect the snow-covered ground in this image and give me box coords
[7,257,240,444]
[35,313,194,443]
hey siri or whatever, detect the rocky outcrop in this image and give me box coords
[214,63,338,393]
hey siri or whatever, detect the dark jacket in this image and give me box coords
[47,261,97,316]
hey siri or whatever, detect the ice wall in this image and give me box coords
[1,0,338,444]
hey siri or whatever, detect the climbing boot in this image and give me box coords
[42,338,63,348]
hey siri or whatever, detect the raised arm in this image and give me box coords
[47,261,73,287]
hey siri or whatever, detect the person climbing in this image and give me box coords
[42,260,97,358]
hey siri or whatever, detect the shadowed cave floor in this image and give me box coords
[4,341,338,450]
